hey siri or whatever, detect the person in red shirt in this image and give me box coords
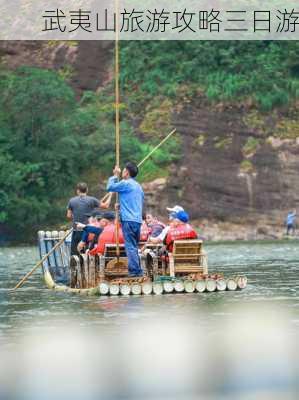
[89,212,124,256]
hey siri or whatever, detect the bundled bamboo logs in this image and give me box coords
[110,283,120,296]
[216,279,227,291]
[195,280,206,293]
[153,282,163,295]
[227,278,238,291]
[206,279,217,292]
[131,283,142,295]
[142,282,153,295]
[184,280,195,293]
[174,280,185,293]
[163,281,174,293]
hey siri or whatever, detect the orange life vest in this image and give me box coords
[165,223,198,252]
[89,223,124,255]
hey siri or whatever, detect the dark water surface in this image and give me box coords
[1,241,299,345]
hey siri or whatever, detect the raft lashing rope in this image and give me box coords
[38,231,248,296]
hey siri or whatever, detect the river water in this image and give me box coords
[1,241,299,343]
[1,241,299,399]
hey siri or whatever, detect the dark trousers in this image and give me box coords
[286,224,296,236]
[122,221,142,276]
[71,231,83,255]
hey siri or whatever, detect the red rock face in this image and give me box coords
[0,41,114,95]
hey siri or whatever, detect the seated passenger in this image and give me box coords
[76,209,105,253]
[148,210,197,252]
[145,213,165,238]
[89,212,124,255]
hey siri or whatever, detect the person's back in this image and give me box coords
[166,223,198,252]
[286,210,296,236]
[90,223,124,255]
[286,212,296,226]
[106,162,144,277]
[165,211,198,252]
[67,182,100,255]
[68,195,99,226]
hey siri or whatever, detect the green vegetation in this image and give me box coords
[0,67,178,241]
[121,41,299,112]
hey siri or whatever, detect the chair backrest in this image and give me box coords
[172,240,203,266]
[104,244,127,258]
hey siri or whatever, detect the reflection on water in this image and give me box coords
[1,241,299,399]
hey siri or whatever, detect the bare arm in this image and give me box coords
[100,193,113,209]
[66,209,72,220]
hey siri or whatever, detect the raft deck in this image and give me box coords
[38,230,248,296]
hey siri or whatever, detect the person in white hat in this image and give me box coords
[166,205,184,213]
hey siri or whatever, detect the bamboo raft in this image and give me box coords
[38,230,248,296]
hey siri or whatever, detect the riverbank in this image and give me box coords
[197,219,298,242]
[1,224,298,246]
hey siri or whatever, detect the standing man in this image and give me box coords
[285,210,297,236]
[67,182,109,255]
[107,162,144,277]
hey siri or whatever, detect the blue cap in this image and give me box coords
[102,211,115,221]
[176,210,189,223]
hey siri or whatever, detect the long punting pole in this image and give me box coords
[100,128,177,203]
[12,229,73,291]
[115,0,121,262]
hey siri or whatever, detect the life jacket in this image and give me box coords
[89,223,124,255]
[140,222,150,242]
[165,223,198,252]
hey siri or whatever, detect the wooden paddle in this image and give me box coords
[12,228,73,291]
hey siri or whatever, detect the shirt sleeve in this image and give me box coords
[106,176,131,193]
[93,197,100,208]
[152,226,170,242]
[67,199,73,210]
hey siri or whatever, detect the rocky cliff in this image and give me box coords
[1,40,298,240]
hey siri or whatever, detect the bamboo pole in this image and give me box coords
[153,281,163,295]
[174,280,184,293]
[163,281,174,293]
[12,229,73,290]
[227,278,237,291]
[131,283,142,295]
[206,279,217,292]
[184,280,195,293]
[216,279,227,291]
[195,280,206,293]
[120,283,131,295]
[114,0,121,262]
[100,128,177,203]
[137,129,176,168]
[99,281,110,295]
[141,281,153,295]
[109,283,120,295]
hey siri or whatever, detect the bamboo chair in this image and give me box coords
[167,240,208,277]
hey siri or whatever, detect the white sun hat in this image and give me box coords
[166,205,184,213]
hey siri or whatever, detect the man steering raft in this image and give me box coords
[107,162,144,277]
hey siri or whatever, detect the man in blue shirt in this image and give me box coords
[286,210,296,236]
[107,162,144,277]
